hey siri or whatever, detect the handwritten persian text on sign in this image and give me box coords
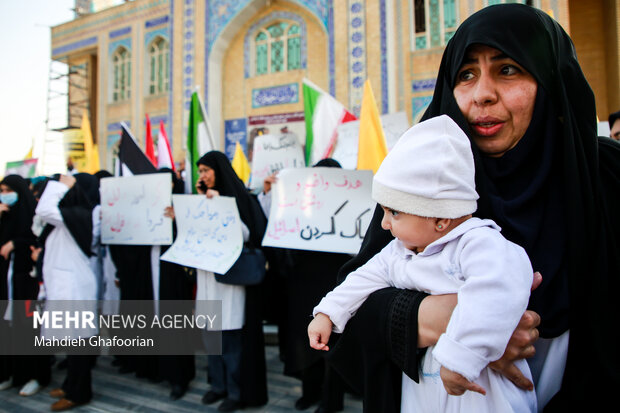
[249,134,306,189]
[160,195,243,274]
[100,174,172,245]
[262,168,374,254]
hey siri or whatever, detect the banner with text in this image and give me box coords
[262,168,374,253]
[248,133,306,189]
[100,174,173,245]
[160,195,243,274]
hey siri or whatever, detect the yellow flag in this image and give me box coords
[357,79,388,174]
[81,110,100,173]
[231,141,251,185]
[24,145,33,160]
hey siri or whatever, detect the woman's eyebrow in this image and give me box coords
[491,52,510,61]
[461,52,510,65]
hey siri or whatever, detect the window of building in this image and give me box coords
[254,21,301,75]
[148,36,169,95]
[112,46,131,102]
[412,0,458,50]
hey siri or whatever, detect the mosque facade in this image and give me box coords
[50,0,619,171]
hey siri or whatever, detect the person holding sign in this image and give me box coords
[259,159,350,413]
[309,116,537,412]
[194,151,268,412]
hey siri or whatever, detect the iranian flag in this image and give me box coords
[157,120,175,171]
[185,91,215,193]
[302,78,357,166]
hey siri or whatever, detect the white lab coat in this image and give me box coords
[36,180,98,339]
[315,218,537,413]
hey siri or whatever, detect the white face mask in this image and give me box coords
[0,192,18,206]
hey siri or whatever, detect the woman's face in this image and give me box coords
[453,44,537,157]
[198,165,216,189]
[0,184,11,194]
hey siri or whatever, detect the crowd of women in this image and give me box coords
[0,154,346,412]
[1,3,619,413]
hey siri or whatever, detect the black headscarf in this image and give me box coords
[339,3,620,408]
[58,173,99,258]
[157,167,185,195]
[196,151,267,247]
[0,175,36,247]
[313,158,341,168]
[94,169,112,183]
[0,175,37,276]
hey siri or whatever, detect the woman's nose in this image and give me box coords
[472,73,497,105]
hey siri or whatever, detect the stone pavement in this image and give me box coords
[0,341,363,412]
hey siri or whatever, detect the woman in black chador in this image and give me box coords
[0,175,51,395]
[194,151,268,412]
[327,4,620,412]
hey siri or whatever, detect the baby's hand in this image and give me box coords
[307,313,333,351]
[440,366,486,396]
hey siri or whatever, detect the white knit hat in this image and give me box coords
[372,115,478,219]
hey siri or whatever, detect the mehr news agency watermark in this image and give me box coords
[1,300,223,356]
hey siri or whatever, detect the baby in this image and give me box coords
[308,115,536,412]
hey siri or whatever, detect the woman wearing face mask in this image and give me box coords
[0,175,51,396]
[328,4,620,412]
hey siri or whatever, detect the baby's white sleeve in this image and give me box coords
[432,229,533,381]
[313,241,395,333]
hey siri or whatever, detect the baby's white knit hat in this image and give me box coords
[372,115,478,219]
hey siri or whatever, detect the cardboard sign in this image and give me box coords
[160,195,243,274]
[100,174,172,245]
[262,168,374,254]
[248,134,306,189]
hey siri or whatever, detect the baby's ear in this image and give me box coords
[435,218,451,231]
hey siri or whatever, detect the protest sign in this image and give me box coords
[248,133,306,189]
[100,173,172,245]
[262,168,374,254]
[160,195,243,274]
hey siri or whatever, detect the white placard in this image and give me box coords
[248,134,306,189]
[160,195,243,274]
[100,174,172,245]
[331,111,410,169]
[262,168,375,254]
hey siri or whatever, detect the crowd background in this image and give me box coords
[0,160,359,413]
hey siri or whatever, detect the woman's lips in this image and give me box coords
[471,121,504,136]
